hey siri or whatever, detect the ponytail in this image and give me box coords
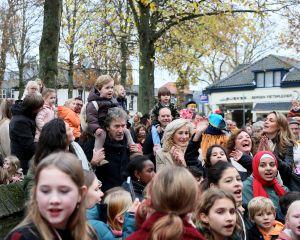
[149,213,183,240]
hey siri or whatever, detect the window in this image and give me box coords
[256,71,282,87]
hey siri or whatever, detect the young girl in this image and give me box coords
[127,166,206,240]
[3,155,23,183]
[114,84,127,111]
[196,188,239,240]
[277,200,300,240]
[85,171,136,240]
[86,75,134,165]
[21,80,40,99]
[34,88,56,142]
[5,151,97,240]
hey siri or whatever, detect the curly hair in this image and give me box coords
[227,129,254,154]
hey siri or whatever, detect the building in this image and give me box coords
[205,54,300,126]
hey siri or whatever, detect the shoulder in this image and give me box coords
[5,224,41,240]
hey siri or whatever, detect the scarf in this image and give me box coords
[252,151,286,198]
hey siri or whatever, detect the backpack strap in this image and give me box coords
[92,101,99,111]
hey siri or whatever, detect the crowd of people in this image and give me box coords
[1,75,300,240]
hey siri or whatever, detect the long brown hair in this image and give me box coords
[149,166,198,240]
[12,152,95,240]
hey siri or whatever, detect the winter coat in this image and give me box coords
[94,135,130,192]
[247,221,283,240]
[122,179,145,201]
[156,148,187,172]
[126,212,206,240]
[143,129,164,164]
[9,100,36,174]
[86,88,118,133]
[87,205,136,240]
[34,103,55,142]
[116,97,127,111]
[0,118,11,157]
[242,176,289,229]
[151,101,179,126]
[57,106,81,138]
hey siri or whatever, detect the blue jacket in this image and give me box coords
[86,205,136,240]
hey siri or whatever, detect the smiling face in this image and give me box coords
[215,167,243,203]
[258,157,277,182]
[263,113,279,136]
[201,198,237,239]
[99,80,114,99]
[253,210,275,232]
[210,147,228,166]
[173,125,190,147]
[235,131,252,153]
[36,167,81,229]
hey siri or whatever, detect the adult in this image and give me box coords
[143,107,173,163]
[21,80,40,99]
[155,118,193,172]
[186,100,197,114]
[134,124,147,147]
[227,129,254,179]
[0,98,14,157]
[94,107,142,192]
[9,95,44,174]
[242,151,288,227]
[259,111,296,185]
[74,97,83,114]
[57,98,81,141]
[122,155,155,200]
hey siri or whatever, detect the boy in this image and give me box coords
[248,197,284,240]
[150,87,179,146]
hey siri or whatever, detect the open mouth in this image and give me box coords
[49,209,62,217]
[224,224,234,230]
[234,189,242,195]
[242,143,250,147]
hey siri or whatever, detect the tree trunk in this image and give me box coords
[120,36,127,87]
[68,45,74,98]
[39,0,62,88]
[137,4,155,114]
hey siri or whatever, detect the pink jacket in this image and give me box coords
[277,229,293,240]
[34,103,55,142]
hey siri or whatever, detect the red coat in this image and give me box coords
[126,212,206,240]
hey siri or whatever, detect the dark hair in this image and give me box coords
[140,113,150,126]
[279,191,300,216]
[187,166,203,178]
[75,97,83,102]
[127,155,151,181]
[158,87,171,99]
[227,129,254,154]
[22,94,44,113]
[34,118,67,168]
[203,161,235,190]
[205,144,229,168]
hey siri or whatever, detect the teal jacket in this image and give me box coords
[242,176,289,229]
[86,205,136,240]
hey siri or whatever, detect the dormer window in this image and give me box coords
[256,71,282,88]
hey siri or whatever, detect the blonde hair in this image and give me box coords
[286,200,300,219]
[0,98,14,120]
[248,196,276,220]
[22,81,40,99]
[114,84,124,97]
[148,166,198,240]
[196,188,239,240]
[161,119,193,151]
[11,152,95,240]
[269,111,296,152]
[104,188,132,231]
[41,88,55,99]
[64,98,74,107]
[5,155,21,175]
[95,75,114,91]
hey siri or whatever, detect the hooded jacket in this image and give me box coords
[57,106,81,138]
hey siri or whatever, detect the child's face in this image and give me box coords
[118,86,125,97]
[201,198,237,238]
[287,208,300,238]
[160,94,170,105]
[99,80,114,99]
[28,85,38,95]
[292,102,300,111]
[3,159,11,171]
[45,93,56,106]
[86,178,104,208]
[36,166,81,229]
[253,210,275,231]
[210,147,227,166]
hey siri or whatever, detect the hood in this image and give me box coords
[87,88,101,102]
[57,106,72,119]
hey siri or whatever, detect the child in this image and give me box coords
[196,188,239,240]
[247,196,284,240]
[34,88,56,142]
[150,86,179,147]
[277,200,300,240]
[86,75,134,165]
[5,151,97,240]
[3,155,23,183]
[114,84,127,111]
[287,100,300,120]
[21,80,40,99]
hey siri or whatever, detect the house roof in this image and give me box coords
[253,102,291,112]
[160,82,192,95]
[206,54,300,92]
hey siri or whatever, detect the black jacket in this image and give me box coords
[95,136,130,192]
[9,100,36,174]
[247,224,278,240]
[142,129,164,164]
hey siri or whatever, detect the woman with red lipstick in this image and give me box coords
[155,119,193,172]
[260,112,296,186]
[243,151,288,227]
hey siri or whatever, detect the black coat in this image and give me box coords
[9,100,36,174]
[247,224,278,240]
[142,129,164,164]
[95,136,130,192]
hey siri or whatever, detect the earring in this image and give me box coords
[76,202,80,209]
[137,177,140,182]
